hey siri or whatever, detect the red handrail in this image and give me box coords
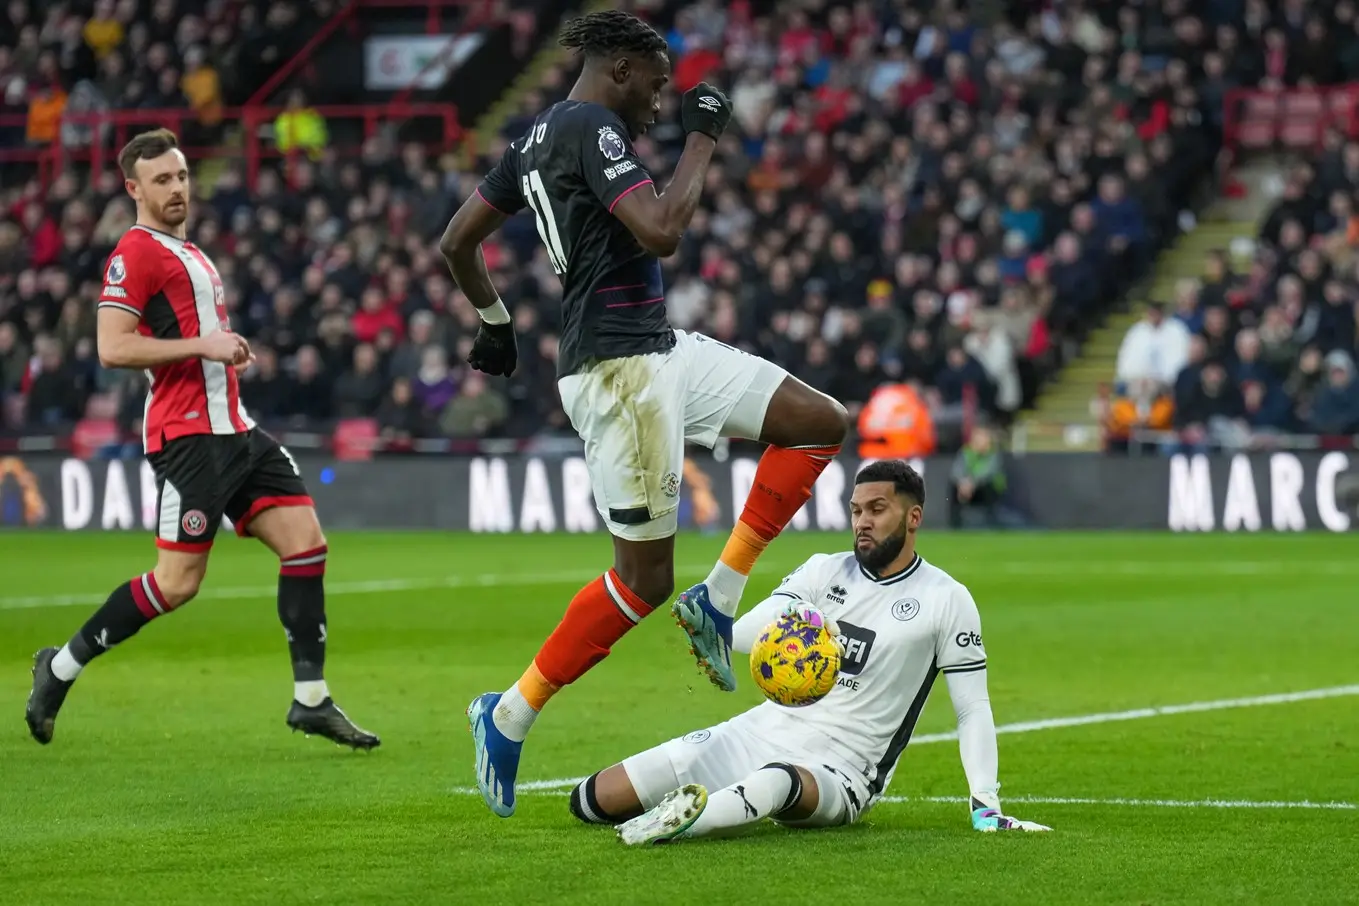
[245,0,361,107]
[0,103,461,191]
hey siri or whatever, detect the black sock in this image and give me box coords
[66,574,167,666]
[278,546,328,683]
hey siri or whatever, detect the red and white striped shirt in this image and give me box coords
[97,225,254,453]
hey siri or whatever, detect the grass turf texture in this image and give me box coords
[1,531,1356,905]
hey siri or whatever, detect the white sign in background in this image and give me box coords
[363,34,485,91]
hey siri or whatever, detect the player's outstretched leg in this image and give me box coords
[470,561,664,817]
[26,554,205,744]
[245,504,379,751]
[617,763,810,845]
[677,376,848,691]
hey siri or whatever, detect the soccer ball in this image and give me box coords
[749,616,841,707]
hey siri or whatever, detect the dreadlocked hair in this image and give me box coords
[558,9,668,60]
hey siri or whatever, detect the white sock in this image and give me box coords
[703,562,748,617]
[50,645,83,682]
[686,766,798,838]
[491,683,538,743]
[295,680,329,707]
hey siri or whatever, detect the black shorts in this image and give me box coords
[147,429,312,551]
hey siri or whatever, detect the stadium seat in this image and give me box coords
[333,419,379,461]
[71,418,121,459]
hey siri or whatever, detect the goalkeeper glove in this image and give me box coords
[778,603,845,655]
[970,790,1052,833]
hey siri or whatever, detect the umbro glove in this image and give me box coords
[466,321,518,377]
[681,82,733,142]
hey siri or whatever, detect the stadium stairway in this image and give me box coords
[462,0,611,163]
[1017,158,1284,452]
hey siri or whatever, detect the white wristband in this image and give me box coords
[478,299,511,325]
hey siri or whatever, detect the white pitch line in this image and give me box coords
[895,795,1357,810]
[909,684,1359,744]
[450,684,1359,805]
[447,787,1357,810]
[0,566,715,612]
[4,559,1355,612]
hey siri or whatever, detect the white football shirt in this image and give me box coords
[734,550,987,798]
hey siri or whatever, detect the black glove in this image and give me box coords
[681,82,733,142]
[466,322,518,377]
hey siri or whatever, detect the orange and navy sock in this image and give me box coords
[492,569,653,741]
[705,443,841,615]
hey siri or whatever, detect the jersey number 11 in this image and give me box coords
[522,170,568,275]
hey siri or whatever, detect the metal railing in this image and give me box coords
[0,102,461,190]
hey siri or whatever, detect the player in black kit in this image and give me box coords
[440,10,849,818]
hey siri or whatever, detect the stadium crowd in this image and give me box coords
[1,0,1336,456]
[1112,150,1359,453]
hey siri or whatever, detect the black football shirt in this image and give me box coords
[476,100,677,377]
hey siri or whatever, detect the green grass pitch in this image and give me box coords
[1,530,1357,905]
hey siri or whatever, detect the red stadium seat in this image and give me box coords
[1237,120,1276,149]
[1282,91,1323,118]
[333,418,378,461]
[1281,119,1320,149]
[71,418,121,459]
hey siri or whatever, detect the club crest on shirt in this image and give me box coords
[105,255,126,285]
[598,126,626,162]
[891,598,920,622]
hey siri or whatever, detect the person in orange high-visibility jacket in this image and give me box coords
[857,382,936,459]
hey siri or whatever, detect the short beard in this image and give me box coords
[854,521,908,575]
[153,202,187,227]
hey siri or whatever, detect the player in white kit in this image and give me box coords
[567,460,1051,841]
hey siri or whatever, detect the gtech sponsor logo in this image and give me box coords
[955,631,983,648]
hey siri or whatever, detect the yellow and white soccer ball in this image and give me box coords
[749,615,841,707]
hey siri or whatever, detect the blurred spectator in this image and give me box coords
[949,426,1021,529]
[274,88,327,160]
[412,346,458,421]
[856,380,935,460]
[284,345,333,420]
[440,372,508,438]
[333,343,384,419]
[1117,303,1191,397]
[1175,360,1248,452]
[1308,351,1359,434]
[376,377,425,444]
[239,345,288,419]
[23,336,85,426]
[181,45,223,132]
[0,322,28,393]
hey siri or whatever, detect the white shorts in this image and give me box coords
[557,330,788,541]
[620,710,874,829]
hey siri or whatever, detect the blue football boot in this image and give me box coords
[466,691,522,818]
[672,583,736,692]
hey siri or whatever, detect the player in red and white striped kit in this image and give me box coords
[24,129,378,750]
